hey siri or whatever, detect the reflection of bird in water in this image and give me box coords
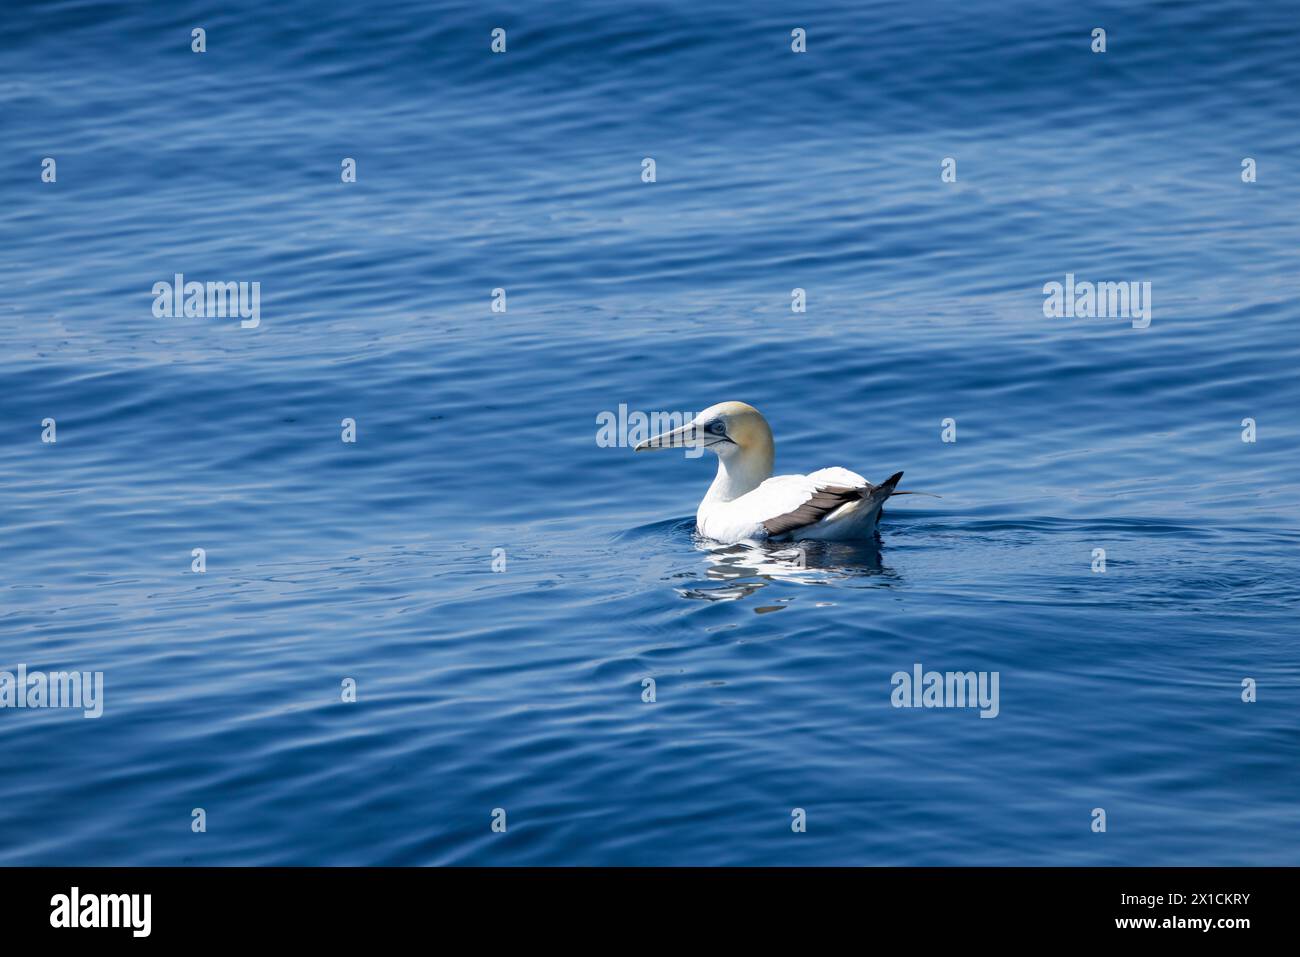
[679,538,888,603]
[636,402,930,545]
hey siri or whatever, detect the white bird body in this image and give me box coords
[635,402,906,545]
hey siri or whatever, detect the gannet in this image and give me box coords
[635,401,911,544]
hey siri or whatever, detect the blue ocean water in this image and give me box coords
[1,0,1298,865]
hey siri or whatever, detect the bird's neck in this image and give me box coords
[704,443,774,504]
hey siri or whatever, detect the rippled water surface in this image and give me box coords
[1,0,1298,864]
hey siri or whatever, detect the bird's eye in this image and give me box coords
[708,421,726,435]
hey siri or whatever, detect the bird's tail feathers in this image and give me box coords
[878,471,941,499]
[865,471,905,508]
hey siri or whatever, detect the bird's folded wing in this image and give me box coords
[752,474,868,538]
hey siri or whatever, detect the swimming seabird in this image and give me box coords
[635,401,913,544]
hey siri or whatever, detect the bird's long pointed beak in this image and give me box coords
[634,421,698,452]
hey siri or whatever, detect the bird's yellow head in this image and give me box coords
[634,401,775,463]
